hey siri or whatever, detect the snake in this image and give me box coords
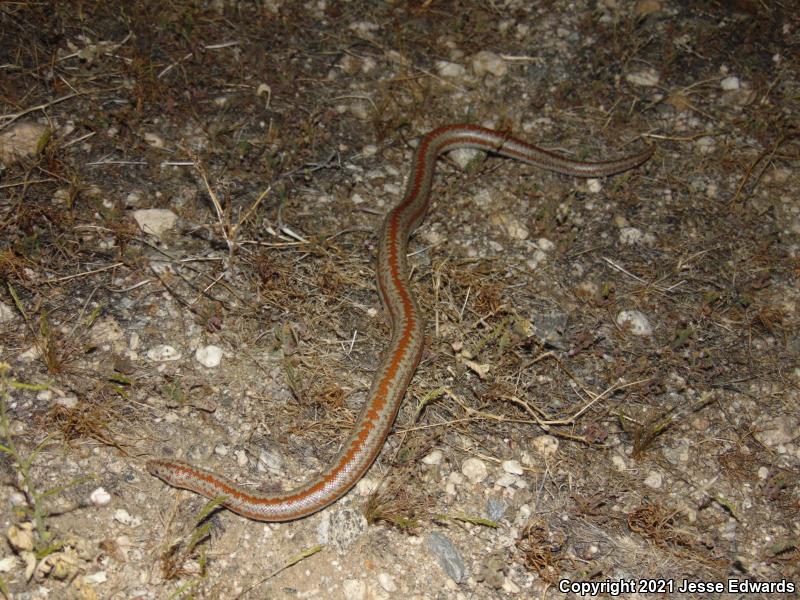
[147,124,653,521]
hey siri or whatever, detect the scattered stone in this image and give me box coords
[348,21,379,36]
[491,212,529,240]
[446,471,465,496]
[422,449,443,465]
[377,572,397,593]
[55,395,78,409]
[449,148,482,169]
[644,470,663,489]
[586,178,603,193]
[349,101,370,121]
[213,444,229,457]
[495,473,517,488]
[124,190,144,208]
[90,317,125,345]
[720,76,740,90]
[532,435,559,457]
[342,579,366,600]
[195,345,223,368]
[695,136,715,154]
[616,310,653,336]
[754,416,798,447]
[0,555,18,573]
[472,51,507,77]
[461,457,488,483]
[626,68,660,87]
[662,442,690,464]
[354,477,379,496]
[0,121,50,166]
[84,570,108,584]
[532,312,568,349]
[526,248,549,269]
[502,460,524,475]
[317,508,368,554]
[486,497,507,521]
[476,551,507,589]
[0,301,17,323]
[612,454,627,472]
[133,208,178,237]
[427,531,466,583]
[721,88,756,107]
[7,523,35,552]
[8,491,26,507]
[90,487,112,507]
[436,60,466,78]
[143,132,165,148]
[536,238,555,252]
[575,281,599,300]
[619,227,644,245]
[146,345,181,362]
[113,509,141,527]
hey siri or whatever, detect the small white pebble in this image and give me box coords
[626,68,660,87]
[0,556,19,573]
[113,509,142,527]
[462,457,488,483]
[536,238,555,252]
[195,345,223,368]
[644,470,663,489]
[586,178,603,193]
[214,444,229,457]
[55,395,78,409]
[378,572,397,592]
[90,487,112,507]
[144,132,165,148]
[495,473,518,488]
[146,345,181,362]
[612,455,627,472]
[616,310,653,336]
[0,301,17,323]
[447,471,465,486]
[422,449,443,465]
[526,248,548,269]
[355,477,379,496]
[133,208,178,236]
[695,136,715,154]
[84,570,108,584]
[471,50,507,77]
[619,227,644,245]
[720,76,740,90]
[8,491,27,507]
[436,60,466,78]
[449,147,481,169]
[532,435,559,457]
[502,460,524,475]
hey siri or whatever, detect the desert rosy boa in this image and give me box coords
[147,124,653,521]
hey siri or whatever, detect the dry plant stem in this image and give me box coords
[193,157,272,258]
[147,124,654,522]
